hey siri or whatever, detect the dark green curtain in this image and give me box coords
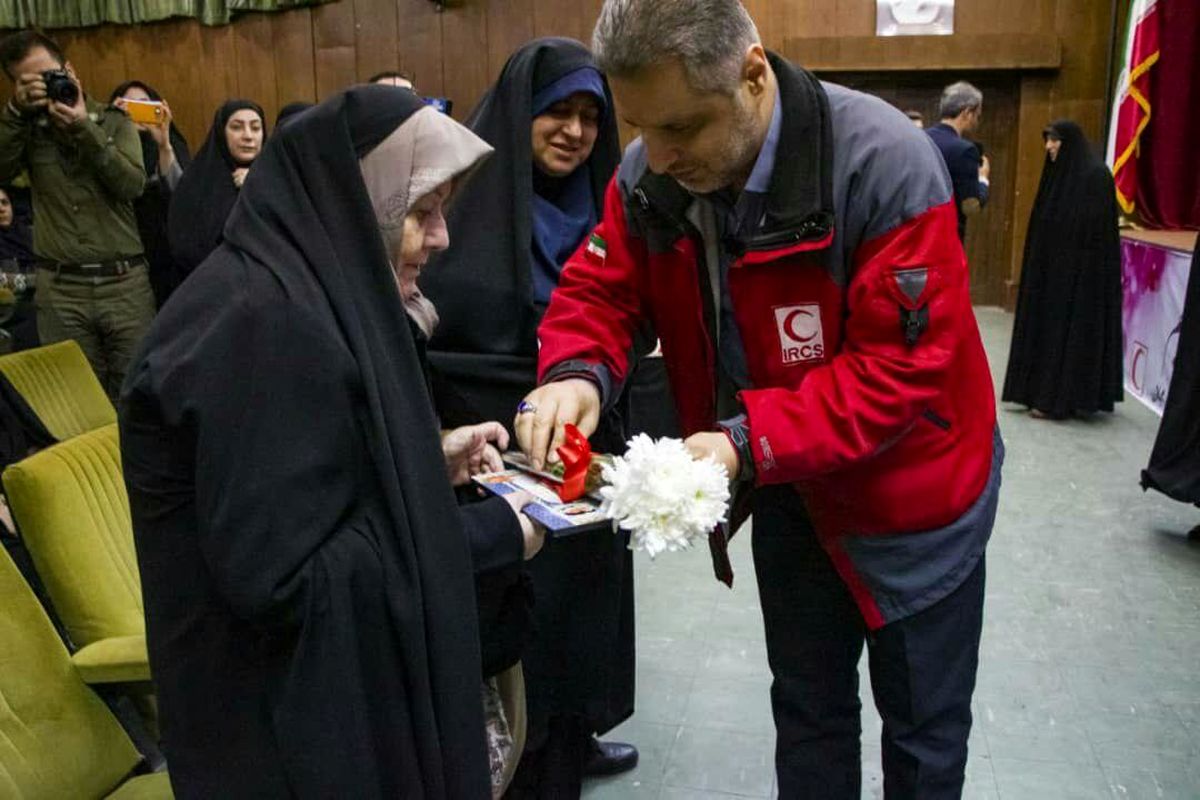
[0,0,335,28]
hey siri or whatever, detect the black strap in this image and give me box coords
[38,255,147,277]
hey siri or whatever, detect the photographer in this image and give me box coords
[0,31,151,398]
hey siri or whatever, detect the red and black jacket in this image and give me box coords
[538,54,1002,629]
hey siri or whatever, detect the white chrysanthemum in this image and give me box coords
[599,435,731,558]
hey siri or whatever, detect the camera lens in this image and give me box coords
[41,70,78,106]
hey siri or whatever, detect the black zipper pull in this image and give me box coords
[900,305,929,347]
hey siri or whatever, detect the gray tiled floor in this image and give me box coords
[583,307,1200,800]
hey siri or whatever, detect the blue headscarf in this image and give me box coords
[530,67,607,305]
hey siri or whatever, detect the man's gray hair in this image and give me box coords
[939,81,983,119]
[592,0,761,94]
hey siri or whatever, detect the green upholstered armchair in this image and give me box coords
[0,340,116,442]
[0,543,171,798]
[2,423,150,684]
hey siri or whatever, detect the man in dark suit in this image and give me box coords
[927,81,990,242]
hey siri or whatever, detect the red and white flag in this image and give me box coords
[1106,0,1161,215]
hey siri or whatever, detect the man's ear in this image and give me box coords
[743,44,769,97]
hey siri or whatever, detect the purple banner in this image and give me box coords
[1121,238,1192,415]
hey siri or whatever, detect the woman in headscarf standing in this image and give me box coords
[119,86,543,798]
[1002,120,1123,418]
[422,38,659,797]
[166,100,265,282]
[110,81,191,307]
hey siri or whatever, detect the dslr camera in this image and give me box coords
[41,69,78,106]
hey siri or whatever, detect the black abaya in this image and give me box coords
[1003,120,1124,416]
[0,371,52,470]
[421,38,639,792]
[1142,236,1200,505]
[166,100,264,281]
[119,88,497,798]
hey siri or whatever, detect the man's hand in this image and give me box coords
[500,490,547,560]
[514,378,601,470]
[47,69,86,128]
[684,431,740,479]
[979,155,991,182]
[442,422,508,486]
[12,73,48,115]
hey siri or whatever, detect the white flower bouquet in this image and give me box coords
[598,434,731,557]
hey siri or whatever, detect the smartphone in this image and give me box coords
[125,99,165,125]
[423,97,453,116]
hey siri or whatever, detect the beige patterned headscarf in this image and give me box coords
[359,105,492,336]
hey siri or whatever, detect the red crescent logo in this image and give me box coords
[1130,346,1146,393]
[784,309,817,343]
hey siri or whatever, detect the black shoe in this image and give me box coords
[583,738,639,777]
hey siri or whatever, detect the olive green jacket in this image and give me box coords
[0,98,145,263]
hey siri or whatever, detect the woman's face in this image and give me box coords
[0,190,12,228]
[531,92,601,178]
[394,182,451,301]
[120,85,152,103]
[225,109,265,166]
[1044,136,1062,162]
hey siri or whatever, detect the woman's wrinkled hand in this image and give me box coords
[442,421,508,486]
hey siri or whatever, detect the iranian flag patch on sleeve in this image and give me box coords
[586,233,607,260]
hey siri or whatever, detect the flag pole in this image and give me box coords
[1103,0,1123,144]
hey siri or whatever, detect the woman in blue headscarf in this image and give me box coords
[527,64,608,306]
[424,39,618,431]
[423,38,669,797]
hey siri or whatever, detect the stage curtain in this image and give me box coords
[0,0,334,28]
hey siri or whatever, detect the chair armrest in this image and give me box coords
[71,634,151,684]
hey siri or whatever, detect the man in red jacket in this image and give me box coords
[515,1,1003,797]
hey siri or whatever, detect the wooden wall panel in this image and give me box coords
[24,0,1117,152]
[784,33,1061,71]
[197,22,239,135]
[271,9,317,108]
[487,0,534,82]
[440,1,489,118]
[122,20,208,144]
[581,0,606,39]
[964,77,1022,307]
[312,0,357,101]
[742,0,781,46]
[1052,0,1112,141]
[233,13,279,116]
[821,70,1021,306]
[60,26,128,106]
[779,0,840,39]
[835,0,875,36]
[954,0,1054,35]
[353,0,400,83]
[14,0,1115,308]
[395,0,443,96]
[1007,74,1054,305]
[533,0,590,44]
